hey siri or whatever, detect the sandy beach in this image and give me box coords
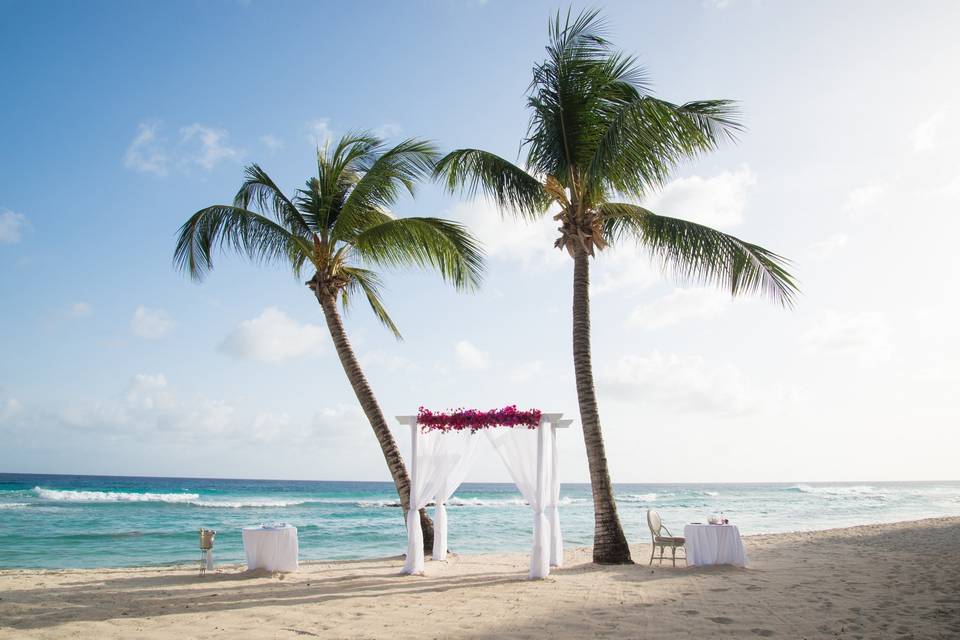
[1,517,958,639]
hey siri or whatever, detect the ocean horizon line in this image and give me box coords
[3,471,957,486]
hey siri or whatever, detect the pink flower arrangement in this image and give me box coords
[417,405,543,433]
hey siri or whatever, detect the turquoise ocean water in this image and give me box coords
[2,473,959,568]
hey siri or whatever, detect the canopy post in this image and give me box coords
[401,420,423,575]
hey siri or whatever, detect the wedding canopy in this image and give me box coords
[396,411,570,579]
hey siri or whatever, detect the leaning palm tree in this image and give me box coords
[435,10,797,564]
[175,133,484,548]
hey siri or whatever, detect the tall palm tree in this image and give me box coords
[435,10,797,564]
[175,133,484,548]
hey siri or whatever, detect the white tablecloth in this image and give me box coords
[683,524,748,567]
[241,525,299,572]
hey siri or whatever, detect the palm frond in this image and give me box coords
[333,138,439,241]
[351,217,485,291]
[587,98,741,197]
[600,203,797,306]
[233,164,313,235]
[434,149,548,220]
[173,205,313,281]
[343,266,402,339]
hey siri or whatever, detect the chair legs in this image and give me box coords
[650,543,686,567]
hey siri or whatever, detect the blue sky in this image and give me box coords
[2,0,959,482]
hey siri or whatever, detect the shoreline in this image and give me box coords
[0,515,952,574]
[2,517,959,638]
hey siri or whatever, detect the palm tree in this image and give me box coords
[435,9,797,564]
[175,133,484,549]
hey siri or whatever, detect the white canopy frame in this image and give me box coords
[396,413,570,580]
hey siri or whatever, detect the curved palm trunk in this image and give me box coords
[572,248,633,564]
[317,293,434,551]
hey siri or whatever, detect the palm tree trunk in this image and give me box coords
[572,247,633,564]
[317,293,434,551]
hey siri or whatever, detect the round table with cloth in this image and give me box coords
[241,524,299,572]
[683,524,748,567]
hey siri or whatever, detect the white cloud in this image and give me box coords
[808,233,849,259]
[131,306,174,339]
[801,310,893,364]
[124,122,169,175]
[627,288,730,330]
[309,406,370,446]
[455,340,490,370]
[361,350,416,373]
[0,397,22,422]
[69,302,93,317]
[642,164,756,229]
[57,373,235,440]
[508,360,545,384]
[600,351,768,416]
[251,411,291,443]
[260,134,284,152]
[179,124,240,170]
[910,110,946,152]
[125,373,175,411]
[591,245,660,295]
[0,209,28,244]
[306,118,334,147]
[373,122,403,138]
[447,200,564,268]
[843,184,886,220]
[218,307,327,363]
[124,122,240,175]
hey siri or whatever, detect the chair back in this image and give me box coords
[647,509,662,540]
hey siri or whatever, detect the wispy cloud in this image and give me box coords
[131,306,174,340]
[306,118,334,147]
[373,122,403,138]
[124,122,169,175]
[219,307,327,363]
[0,209,28,244]
[807,233,849,259]
[454,340,490,370]
[447,200,565,269]
[68,302,93,318]
[179,124,240,170]
[627,288,730,330]
[124,121,241,175]
[843,184,886,221]
[600,351,787,417]
[260,134,284,152]
[801,310,893,365]
[910,110,946,152]
[642,164,756,230]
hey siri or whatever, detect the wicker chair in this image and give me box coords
[647,510,686,566]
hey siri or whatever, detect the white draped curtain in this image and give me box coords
[400,415,564,580]
[402,428,479,575]
[487,425,562,578]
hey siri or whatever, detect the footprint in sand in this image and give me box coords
[750,629,774,637]
[708,616,735,624]
[681,610,700,616]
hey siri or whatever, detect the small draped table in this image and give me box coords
[683,523,748,567]
[241,524,299,572]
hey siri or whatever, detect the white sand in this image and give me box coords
[2,517,959,639]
